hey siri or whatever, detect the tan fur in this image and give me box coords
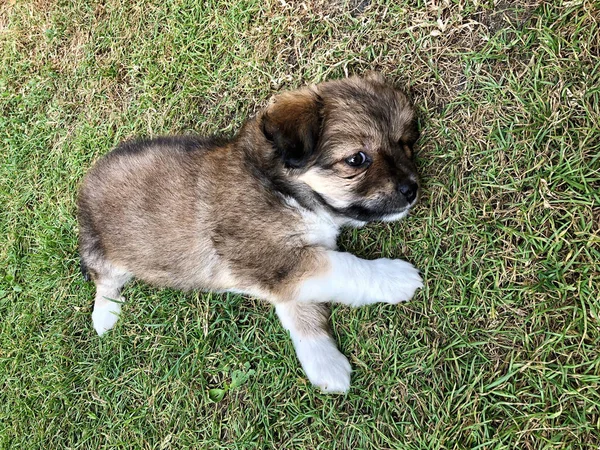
[78,75,422,392]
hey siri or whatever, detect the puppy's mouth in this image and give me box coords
[327,201,415,223]
[379,207,412,222]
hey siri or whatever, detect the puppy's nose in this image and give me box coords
[398,182,418,203]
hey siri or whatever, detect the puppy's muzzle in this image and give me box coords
[397,181,419,204]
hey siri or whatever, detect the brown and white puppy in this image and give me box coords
[78,73,423,393]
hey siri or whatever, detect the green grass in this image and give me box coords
[1,0,599,448]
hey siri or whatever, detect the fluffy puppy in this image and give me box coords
[78,73,423,393]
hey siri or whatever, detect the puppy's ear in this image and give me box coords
[262,89,322,169]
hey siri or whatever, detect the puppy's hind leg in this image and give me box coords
[88,262,132,336]
[276,302,351,393]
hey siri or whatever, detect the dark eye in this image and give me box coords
[345,151,368,167]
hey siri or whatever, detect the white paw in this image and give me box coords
[92,297,123,336]
[369,259,423,304]
[294,336,352,393]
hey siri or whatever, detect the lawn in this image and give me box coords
[1,0,599,448]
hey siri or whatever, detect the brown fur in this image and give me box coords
[78,75,421,391]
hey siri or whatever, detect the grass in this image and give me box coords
[1,0,599,448]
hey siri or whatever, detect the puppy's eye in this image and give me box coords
[345,152,368,167]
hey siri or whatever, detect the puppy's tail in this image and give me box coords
[80,258,91,282]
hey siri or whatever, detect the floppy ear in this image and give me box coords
[262,89,322,169]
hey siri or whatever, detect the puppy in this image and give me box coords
[78,73,423,393]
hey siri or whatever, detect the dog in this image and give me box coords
[78,72,423,393]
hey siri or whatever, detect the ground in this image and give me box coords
[1,0,599,448]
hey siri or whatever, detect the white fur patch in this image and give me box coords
[91,267,131,336]
[276,303,351,393]
[341,218,367,228]
[292,335,352,393]
[297,250,423,306]
[92,295,124,336]
[284,197,340,248]
[380,209,410,222]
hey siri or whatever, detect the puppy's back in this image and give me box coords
[78,136,230,289]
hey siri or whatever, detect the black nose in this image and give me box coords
[398,182,418,203]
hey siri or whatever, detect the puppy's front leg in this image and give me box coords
[276,302,351,393]
[297,250,423,306]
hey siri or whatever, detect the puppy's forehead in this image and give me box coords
[321,80,414,140]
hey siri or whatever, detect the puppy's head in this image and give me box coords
[262,73,420,223]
